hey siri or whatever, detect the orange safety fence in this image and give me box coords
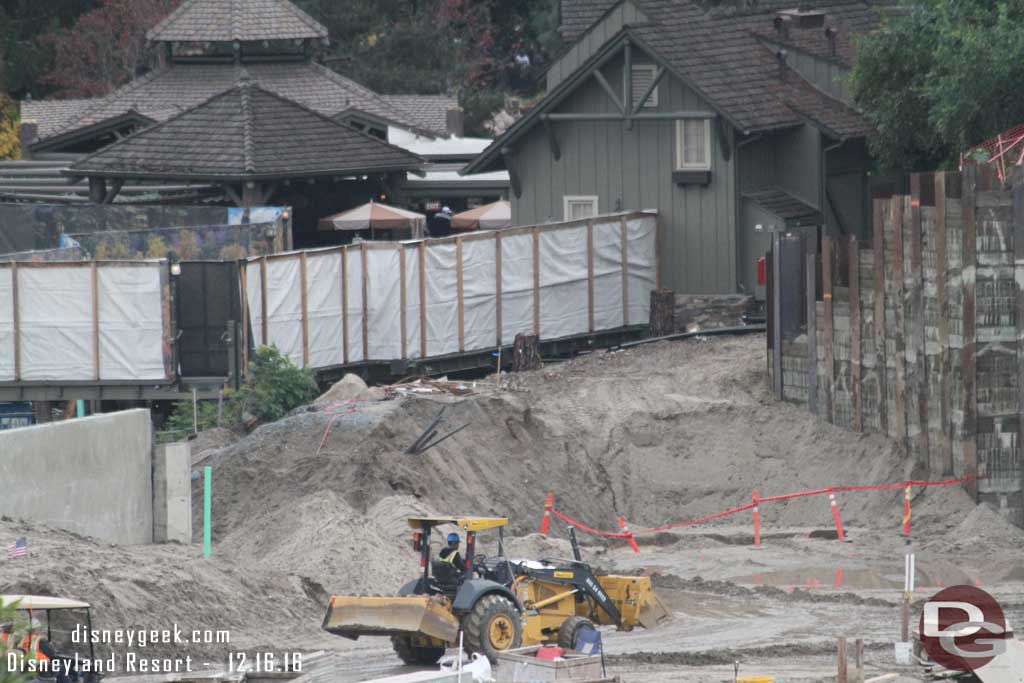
[541,475,979,553]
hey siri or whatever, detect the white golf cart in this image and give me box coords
[1,595,102,683]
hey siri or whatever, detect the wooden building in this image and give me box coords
[465,0,887,297]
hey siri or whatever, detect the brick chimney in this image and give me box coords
[446,108,465,138]
[19,119,38,160]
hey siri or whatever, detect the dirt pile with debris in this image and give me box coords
[1,335,1010,673]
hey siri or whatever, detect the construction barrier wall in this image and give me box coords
[0,409,154,545]
[767,164,1024,527]
[0,261,173,382]
[243,211,659,369]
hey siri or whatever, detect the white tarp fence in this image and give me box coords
[0,262,171,382]
[244,211,659,368]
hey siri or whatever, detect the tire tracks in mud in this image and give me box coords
[607,641,891,666]
[646,574,898,608]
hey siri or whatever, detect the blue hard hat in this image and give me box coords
[447,532,460,543]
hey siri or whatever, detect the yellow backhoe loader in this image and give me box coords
[323,516,670,664]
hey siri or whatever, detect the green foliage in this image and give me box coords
[850,0,1024,171]
[162,346,316,438]
[0,96,18,160]
[242,345,318,423]
[0,597,27,683]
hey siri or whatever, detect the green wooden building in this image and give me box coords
[465,0,890,297]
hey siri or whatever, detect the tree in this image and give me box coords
[0,0,97,99]
[850,0,1024,171]
[40,0,181,98]
[0,95,19,160]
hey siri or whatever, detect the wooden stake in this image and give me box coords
[495,232,503,346]
[419,241,427,358]
[587,220,595,332]
[341,248,349,364]
[399,246,407,359]
[620,216,630,326]
[837,636,848,683]
[457,236,465,352]
[854,638,864,683]
[299,252,309,367]
[533,226,541,335]
[91,261,100,381]
[259,257,268,346]
[849,237,862,431]
[361,242,369,361]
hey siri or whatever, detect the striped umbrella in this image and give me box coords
[318,200,426,237]
[451,200,512,231]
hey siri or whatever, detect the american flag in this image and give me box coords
[6,537,27,560]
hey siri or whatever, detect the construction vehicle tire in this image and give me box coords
[390,635,446,665]
[557,616,596,652]
[463,594,522,662]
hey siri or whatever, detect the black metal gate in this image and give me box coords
[175,261,242,382]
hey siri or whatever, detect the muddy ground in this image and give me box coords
[2,335,1023,682]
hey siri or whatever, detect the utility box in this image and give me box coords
[495,646,602,683]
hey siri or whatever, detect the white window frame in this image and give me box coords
[675,118,712,171]
[563,195,599,221]
[632,64,659,108]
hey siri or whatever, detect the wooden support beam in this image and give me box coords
[101,179,124,204]
[822,237,835,421]
[716,116,733,162]
[837,637,848,683]
[623,39,633,129]
[299,252,309,367]
[419,241,428,358]
[259,257,268,346]
[91,261,100,381]
[240,263,248,376]
[962,165,978,500]
[361,242,369,361]
[495,232,503,347]
[456,237,465,353]
[587,221,595,333]
[935,172,952,475]
[399,246,407,360]
[593,70,625,115]
[891,197,908,445]
[849,236,863,431]
[909,174,930,465]
[873,199,888,433]
[341,248,349,364]
[631,66,665,115]
[621,217,630,326]
[1014,165,1024,504]
[533,227,541,335]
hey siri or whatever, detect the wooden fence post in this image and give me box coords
[806,249,818,414]
[962,165,978,500]
[891,197,909,447]
[872,199,888,433]
[822,237,835,422]
[771,232,783,400]
[909,173,931,465]
[935,172,953,475]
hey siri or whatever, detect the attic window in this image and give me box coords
[675,119,711,171]
[632,65,658,108]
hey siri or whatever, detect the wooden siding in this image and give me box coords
[513,55,737,294]
[546,1,649,94]
[789,50,850,104]
[739,126,822,210]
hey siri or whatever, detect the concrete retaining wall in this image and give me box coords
[0,409,153,544]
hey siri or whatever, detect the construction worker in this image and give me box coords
[438,532,466,573]
[20,618,57,665]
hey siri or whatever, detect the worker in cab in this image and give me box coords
[438,532,466,573]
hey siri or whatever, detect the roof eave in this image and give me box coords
[64,164,426,183]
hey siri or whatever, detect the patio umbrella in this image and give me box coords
[318,200,426,237]
[451,200,512,231]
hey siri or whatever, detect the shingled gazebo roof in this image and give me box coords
[68,79,424,182]
[147,0,328,43]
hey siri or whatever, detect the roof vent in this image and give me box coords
[776,49,788,81]
[777,8,826,30]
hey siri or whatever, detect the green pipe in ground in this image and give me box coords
[76,400,85,418]
[203,466,212,559]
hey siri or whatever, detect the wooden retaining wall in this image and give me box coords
[768,165,1024,526]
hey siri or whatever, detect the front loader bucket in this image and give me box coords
[322,595,460,643]
[637,591,672,630]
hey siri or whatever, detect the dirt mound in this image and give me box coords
[316,373,385,404]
